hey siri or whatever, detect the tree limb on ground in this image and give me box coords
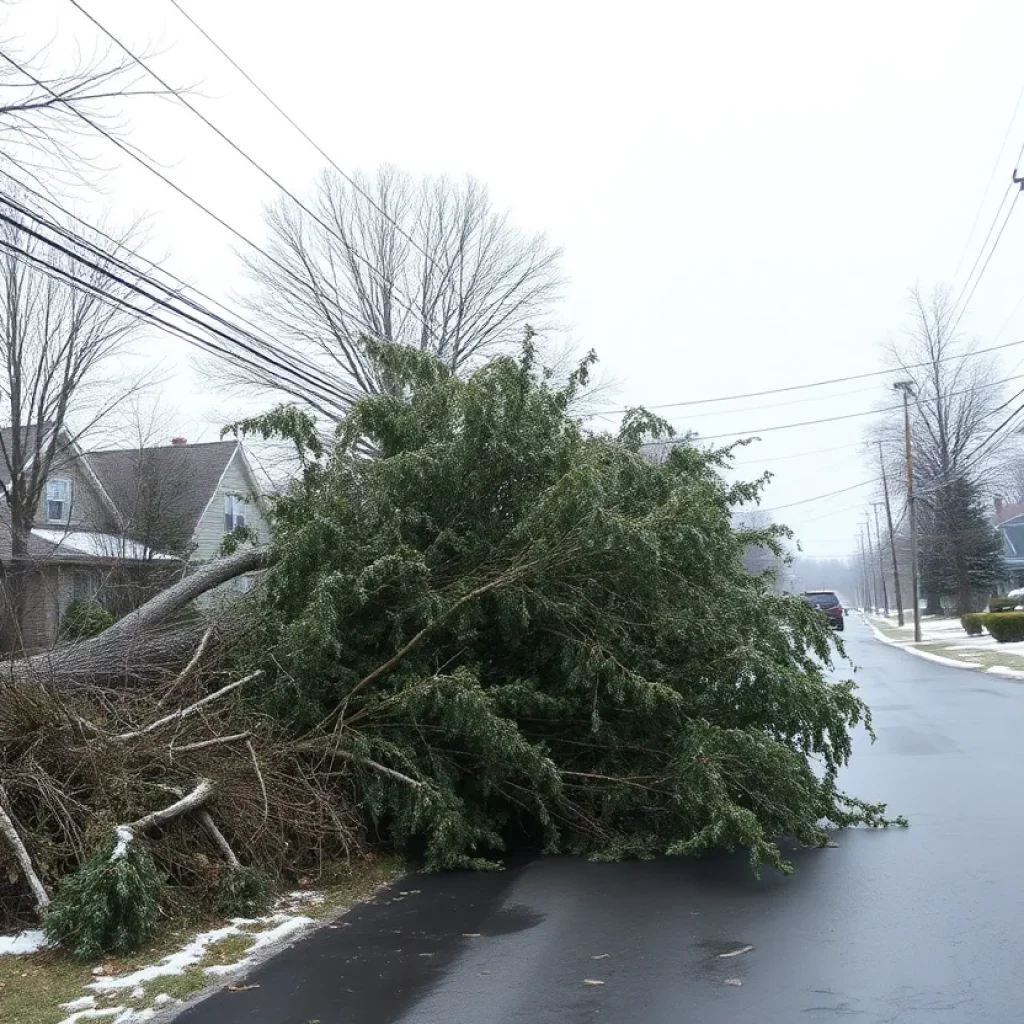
[3,547,268,686]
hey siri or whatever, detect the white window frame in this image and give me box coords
[224,494,247,532]
[46,477,73,523]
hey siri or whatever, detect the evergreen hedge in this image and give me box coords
[981,612,1024,643]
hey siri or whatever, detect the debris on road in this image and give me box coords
[718,945,754,958]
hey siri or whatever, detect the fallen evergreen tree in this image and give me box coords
[233,340,902,873]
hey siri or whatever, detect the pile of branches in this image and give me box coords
[0,580,362,932]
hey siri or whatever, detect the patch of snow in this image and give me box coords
[113,1010,155,1024]
[62,997,98,1012]
[110,826,134,863]
[32,529,176,561]
[204,915,314,976]
[0,929,48,955]
[151,995,178,1007]
[248,915,313,951]
[280,890,325,905]
[987,665,1024,679]
[58,1009,123,1024]
[130,986,146,1000]
[90,925,240,992]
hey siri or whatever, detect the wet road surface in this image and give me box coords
[176,617,1024,1023]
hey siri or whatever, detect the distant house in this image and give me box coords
[0,428,268,648]
[993,498,1024,590]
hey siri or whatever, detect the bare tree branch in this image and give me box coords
[212,166,563,416]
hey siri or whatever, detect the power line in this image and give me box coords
[684,368,1024,442]
[0,201,353,417]
[950,189,1020,333]
[0,166,320,374]
[590,337,1024,415]
[729,441,867,466]
[0,46,377,352]
[952,84,1024,286]
[758,479,876,513]
[0,190,346,407]
[164,0,445,279]
[66,0,440,348]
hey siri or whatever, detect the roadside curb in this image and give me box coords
[863,616,1024,681]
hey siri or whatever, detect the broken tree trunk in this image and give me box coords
[0,792,50,914]
[2,547,269,687]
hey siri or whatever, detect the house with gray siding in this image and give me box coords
[0,429,267,647]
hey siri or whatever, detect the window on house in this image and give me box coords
[46,478,73,523]
[73,570,99,603]
[224,495,247,532]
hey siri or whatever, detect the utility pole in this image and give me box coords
[878,440,904,626]
[859,527,873,613]
[864,515,881,614]
[861,521,875,612]
[871,502,890,616]
[893,381,921,642]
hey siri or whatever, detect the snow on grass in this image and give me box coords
[0,929,48,955]
[58,1009,123,1024]
[62,997,98,1012]
[204,914,314,975]
[90,909,317,991]
[89,925,241,993]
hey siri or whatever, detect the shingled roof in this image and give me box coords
[86,440,240,537]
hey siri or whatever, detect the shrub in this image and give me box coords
[962,613,984,636]
[988,597,1019,613]
[982,612,1024,643]
[44,828,164,959]
[61,600,116,642]
[215,866,274,919]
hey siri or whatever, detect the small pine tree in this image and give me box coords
[918,475,1003,614]
[44,828,164,959]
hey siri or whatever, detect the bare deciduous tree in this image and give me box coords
[875,285,1007,614]
[0,9,180,192]
[0,205,152,645]
[227,166,564,414]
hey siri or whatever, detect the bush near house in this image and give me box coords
[980,612,1024,643]
[962,613,984,636]
[60,599,116,642]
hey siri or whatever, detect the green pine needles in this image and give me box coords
[44,827,164,959]
[231,338,903,874]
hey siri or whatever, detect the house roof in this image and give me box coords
[85,440,240,536]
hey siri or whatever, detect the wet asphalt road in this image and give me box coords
[177,617,1024,1023]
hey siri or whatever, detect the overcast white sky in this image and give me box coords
[10,0,1024,558]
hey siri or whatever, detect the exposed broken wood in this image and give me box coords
[127,778,213,832]
[0,791,50,913]
[199,810,240,869]
[157,627,214,707]
[4,547,269,686]
[114,673,261,742]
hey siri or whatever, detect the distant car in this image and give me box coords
[803,590,844,631]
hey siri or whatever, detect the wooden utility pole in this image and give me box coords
[862,520,879,613]
[893,381,921,641]
[871,502,890,616]
[878,441,904,626]
[859,527,873,613]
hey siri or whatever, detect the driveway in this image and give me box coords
[176,617,1024,1022]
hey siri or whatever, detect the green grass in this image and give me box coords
[0,856,403,1024]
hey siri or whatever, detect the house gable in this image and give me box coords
[191,445,268,560]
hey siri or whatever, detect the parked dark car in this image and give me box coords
[803,590,844,630]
